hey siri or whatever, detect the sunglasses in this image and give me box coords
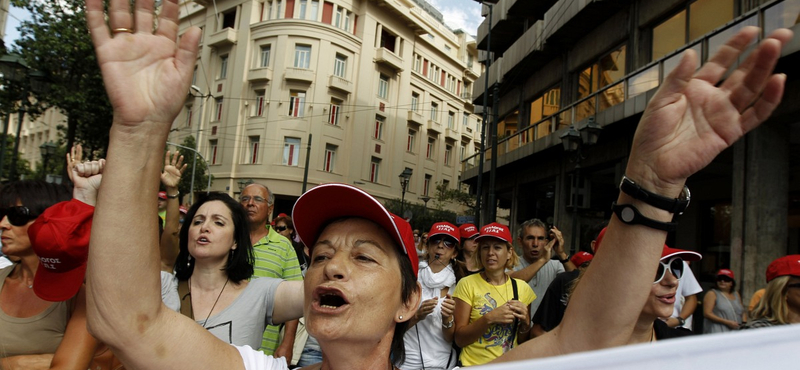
[655,257,684,283]
[717,276,734,283]
[787,283,800,289]
[0,206,38,227]
[428,236,456,249]
[273,225,288,232]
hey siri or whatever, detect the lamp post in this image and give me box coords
[559,117,602,254]
[399,168,413,217]
[237,178,254,192]
[188,85,210,204]
[420,195,432,212]
[39,140,57,182]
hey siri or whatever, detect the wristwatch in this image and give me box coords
[620,175,691,215]
[442,317,454,329]
[677,317,686,326]
[612,202,678,232]
[559,255,570,264]
[166,191,180,199]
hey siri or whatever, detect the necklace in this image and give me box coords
[483,272,510,303]
[189,277,229,328]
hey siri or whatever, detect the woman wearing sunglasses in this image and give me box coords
[703,269,746,333]
[0,180,91,369]
[742,255,800,328]
[398,222,462,370]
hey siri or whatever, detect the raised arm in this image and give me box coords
[84,1,245,369]
[159,151,186,272]
[495,26,792,362]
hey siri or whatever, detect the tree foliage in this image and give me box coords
[434,181,476,210]
[11,0,113,158]
[171,135,212,203]
[383,198,457,233]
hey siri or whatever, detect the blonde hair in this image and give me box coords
[474,239,519,271]
[750,276,792,324]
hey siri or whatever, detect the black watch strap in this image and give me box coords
[612,202,677,232]
[619,175,690,215]
[559,255,570,264]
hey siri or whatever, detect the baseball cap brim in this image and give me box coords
[33,260,86,302]
[292,183,418,276]
[661,246,701,262]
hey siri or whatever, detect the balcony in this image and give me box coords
[426,119,443,134]
[461,126,474,141]
[328,75,353,94]
[445,127,459,142]
[407,110,425,126]
[284,67,315,83]
[374,48,404,72]
[475,0,524,54]
[247,67,273,82]
[207,28,238,48]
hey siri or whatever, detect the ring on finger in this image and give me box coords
[112,28,134,34]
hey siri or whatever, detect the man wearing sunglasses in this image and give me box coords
[239,183,302,363]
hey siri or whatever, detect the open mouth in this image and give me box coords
[315,287,350,311]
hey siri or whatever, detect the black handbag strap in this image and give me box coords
[178,279,193,319]
[509,277,519,348]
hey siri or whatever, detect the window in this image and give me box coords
[430,102,438,121]
[369,157,381,183]
[460,144,466,160]
[407,129,416,152]
[426,137,435,159]
[423,174,432,196]
[462,114,469,127]
[221,9,236,29]
[334,54,347,78]
[294,44,311,69]
[447,111,455,129]
[442,179,450,191]
[413,54,421,72]
[530,86,561,138]
[378,74,389,99]
[652,0,733,60]
[247,136,260,164]
[266,1,273,20]
[276,0,283,19]
[254,91,266,116]
[283,137,301,166]
[309,0,319,20]
[374,115,385,140]
[209,139,218,164]
[289,91,305,117]
[260,45,271,67]
[214,98,223,121]
[380,29,396,52]
[329,99,341,125]
[344,10,351,32]
[219,55,228,79]
[299,0,307,19]
[578,45,626,99]
[444,45,451,53]
[411,92,419,112]
[185,105,193,127]
[323,144,336,172]
[445,144,452,165]
[334,6,342,28]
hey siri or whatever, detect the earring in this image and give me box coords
[186,255,192,267]
[399,315,403,320]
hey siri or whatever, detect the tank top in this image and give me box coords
[0,265,73,357]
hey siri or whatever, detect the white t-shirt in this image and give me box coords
[671,261,702,329]
[235,345,288,370]
[160,271,180,312]
[0,256,11,269]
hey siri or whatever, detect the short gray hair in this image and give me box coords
[247,183,275,205]
[518,218,547,239]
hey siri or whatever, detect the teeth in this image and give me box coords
[321,305,338,309]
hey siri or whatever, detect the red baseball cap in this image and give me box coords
[570,251,594,267]
[459,223,479,239]
[179,205,188,215]
[475,222,512,244]
[29,199,94,302]
[716,268,735,279]
[292,183,418,277]
[158,191,167,200]
[428,222,459,243]
[766,255,800,282]
[662,246,702,262]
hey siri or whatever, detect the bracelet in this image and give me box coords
[612,202,677,232]
[619,175,691,215]
[167,192,180,199]
[559,255,570,264]
[519,324,532,333]
[442,317,454,329]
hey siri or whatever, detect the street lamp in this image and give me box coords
[39,140,57,182]
[560,117,602,254]
[237,178,254,191]
[398,168,413,217]
[420,195,432,212]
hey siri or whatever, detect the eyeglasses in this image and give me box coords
[655,257,684,283]
[240,195,268,204]
[787,283,800,289]
[274,225,288,232]
[428,236,456,249]
[0,206,38,226]
[716,276,734,283]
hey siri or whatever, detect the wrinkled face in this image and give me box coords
[479,239,511,272]
[274,221,292,240]
[426,235,458,263]
[240,184,272,226]
[641,265,679,319]
[519,226,548,263]
[187,200,236,261]
[786,276,800,315]
[0,201,33,257]
[303,218,412,344]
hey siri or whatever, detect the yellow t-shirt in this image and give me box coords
[453,273,536,366]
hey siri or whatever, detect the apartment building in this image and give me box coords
[465,0,800,300]
[172,0,481,214]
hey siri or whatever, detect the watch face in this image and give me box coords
[621,206,635,222]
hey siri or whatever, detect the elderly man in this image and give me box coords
[240,183,303,362]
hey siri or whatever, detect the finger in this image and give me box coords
[725,35,789,112]
[739,73,786,135]
[134,0,155,34]
[648,49,699,111]
[108,0,134,32]
[179,163,188,174]
[165,151,171,167]
[156,0,180,42]
[176,27,202,82]
[86,0,111,47]
[693,26,760,85]
[98,159,106,173]
[176,155,185,168]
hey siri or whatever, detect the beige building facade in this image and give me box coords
[172,0,481,212]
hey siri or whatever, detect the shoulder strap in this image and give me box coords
[178,279,193,319]
[509,277,519,348]
[511,277,519,300]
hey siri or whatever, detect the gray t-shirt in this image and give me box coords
[174,276,282,348]
[514,259,564,316]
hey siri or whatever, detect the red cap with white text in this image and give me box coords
[428,222,459,243]
[475,222,512,244]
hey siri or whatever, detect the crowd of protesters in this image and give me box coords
[0,1,799,369]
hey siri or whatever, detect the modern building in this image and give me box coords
[172,0,482,216]
[464,0,800,300]
[6,107,64,179]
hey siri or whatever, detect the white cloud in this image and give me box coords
[427,0,483,35]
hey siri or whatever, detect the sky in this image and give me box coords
[3,5,29,48]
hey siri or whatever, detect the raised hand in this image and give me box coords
[161,151,187,189]
[85,0,201,127]
[73,159,106,207]
[627,27,792,196]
